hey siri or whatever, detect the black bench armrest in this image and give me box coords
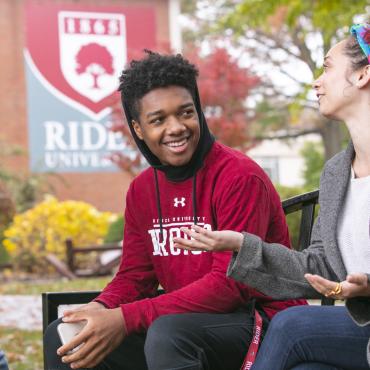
[42,291,100,333]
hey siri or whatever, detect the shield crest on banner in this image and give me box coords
[25,3,156,121]
[58,11,126,104]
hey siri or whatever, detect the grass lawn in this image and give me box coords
[0,276,113,369]
[0,327,43,370]
[0,276,112,295]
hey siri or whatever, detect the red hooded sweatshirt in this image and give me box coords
[95,142,305,334]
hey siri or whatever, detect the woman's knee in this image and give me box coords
[267,306,308,335]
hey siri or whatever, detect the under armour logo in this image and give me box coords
[174,197,186,207]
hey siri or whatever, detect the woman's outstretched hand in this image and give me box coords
[304,273,370,299]
[173,224,244,252]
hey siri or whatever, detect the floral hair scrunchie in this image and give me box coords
[350,23,370,64]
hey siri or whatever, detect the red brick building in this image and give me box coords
[0,0,180,212]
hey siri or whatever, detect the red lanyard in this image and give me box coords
[240,309,263,370]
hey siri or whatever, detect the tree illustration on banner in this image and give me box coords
[76,43,114,89]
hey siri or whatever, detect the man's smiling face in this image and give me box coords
[132,86,200,167]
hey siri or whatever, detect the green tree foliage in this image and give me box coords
[275,184,305,249]
[275,140,327,247]
[0,138,57,218]
[299,126,349,191]
[182,0,369,160]
[300,141,324,191]
[223,1,367,49]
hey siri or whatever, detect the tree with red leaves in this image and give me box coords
[191,48,259,148]
[108,48,259,177]
[76,43,114,89]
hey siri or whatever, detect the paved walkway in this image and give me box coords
[0,295,42,330]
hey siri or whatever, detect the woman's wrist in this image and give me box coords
[233,232,244,252]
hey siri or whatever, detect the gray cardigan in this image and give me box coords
[227,142,370,365]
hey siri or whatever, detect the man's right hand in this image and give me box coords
[57,307,126,369]
[63,301,105,316]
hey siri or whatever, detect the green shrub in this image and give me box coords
[276,184,305,250]
[104,215,124,243]
[276,184,319,250]
[0,243,10,264]
[300,141,324,191]
[3,196,116,272]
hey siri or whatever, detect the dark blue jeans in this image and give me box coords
[251,305,370,370]
[0,351,9,370]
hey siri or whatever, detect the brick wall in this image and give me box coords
[0,0,171,212]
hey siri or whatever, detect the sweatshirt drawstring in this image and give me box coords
[153,170,198,237]
[192,174,197,225]
[154,169,163,235]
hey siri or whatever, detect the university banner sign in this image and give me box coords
[24,2,157,172]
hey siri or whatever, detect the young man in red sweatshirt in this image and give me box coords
[44,51,305,370]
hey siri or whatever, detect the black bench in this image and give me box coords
[42,189,333,369]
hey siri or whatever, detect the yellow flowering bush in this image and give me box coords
[3,196,116,272]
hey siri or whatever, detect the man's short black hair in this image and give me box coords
[118,50,199,122]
